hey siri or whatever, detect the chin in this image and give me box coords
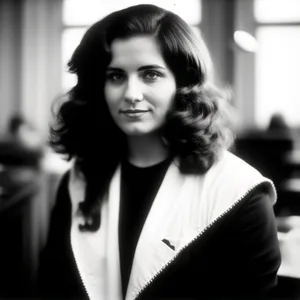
[121,125,158,137]
[124,129,150,136]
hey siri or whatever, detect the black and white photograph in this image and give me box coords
[0,0,300,299]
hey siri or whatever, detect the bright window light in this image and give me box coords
[63,0,201,26]
[234,30,258,52]
[255,26,300,127]
[254,0,300,23]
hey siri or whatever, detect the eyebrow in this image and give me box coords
[106,64,166,72]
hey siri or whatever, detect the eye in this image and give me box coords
[106,72,125,83]
[143,70,162,81]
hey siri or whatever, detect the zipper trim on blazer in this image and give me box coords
[133,180,275,300]
[70,234,91,300]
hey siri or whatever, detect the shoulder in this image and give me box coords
[205,150,277,204]
[212,150,266,179]
[232,182,278,227]
[190,150,277,223]
[229,183,281,284]
[223,181,281,273]
[214,183,281,294]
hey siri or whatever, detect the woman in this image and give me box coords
[39,4,281,300]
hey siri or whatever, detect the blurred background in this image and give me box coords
[0,0,300,298]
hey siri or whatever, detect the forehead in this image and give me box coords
[108,35,167,68]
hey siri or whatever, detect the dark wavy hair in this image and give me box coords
[50,4,234,231]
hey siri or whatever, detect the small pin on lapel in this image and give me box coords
[162,238,175,251]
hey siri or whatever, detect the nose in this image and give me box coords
[124,76,143,104]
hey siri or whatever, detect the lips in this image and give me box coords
[120,109,149,114]
[119,108,150,119]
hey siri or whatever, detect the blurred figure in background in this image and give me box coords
[234,112,293,201]
[8,114,45,152]
[267,113,290,133]
[0,114,44,198]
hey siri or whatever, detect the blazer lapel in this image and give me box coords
[69,166,123,300]
[125,161,202,300]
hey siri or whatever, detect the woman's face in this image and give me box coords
[104,35,176,137]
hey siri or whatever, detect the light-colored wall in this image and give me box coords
[201,0,235,89]
[0,0,62,136]
[21,0,62,136]
[233,0,256,131]
[202,0,257,131]
[0,0,22,134]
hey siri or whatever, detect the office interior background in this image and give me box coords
[0,0,300,298]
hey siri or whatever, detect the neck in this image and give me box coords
[127,134,169,167]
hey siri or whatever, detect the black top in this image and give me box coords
[119,158,171,297]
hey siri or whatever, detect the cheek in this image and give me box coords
[104,85,121,107]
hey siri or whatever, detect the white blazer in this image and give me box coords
[68,150,276,300]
